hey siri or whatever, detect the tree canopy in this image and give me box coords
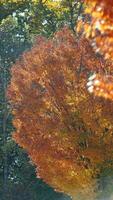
[0,0,83,36]
[8,28,113,200]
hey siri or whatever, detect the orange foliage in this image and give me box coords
[84,0,113,60]
[87,73,113,100]
[82,0,113,101]
[8,28,113,200]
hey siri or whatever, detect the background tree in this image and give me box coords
[0,15,31,200]
[8,27,113,200]
[0,0,83,36]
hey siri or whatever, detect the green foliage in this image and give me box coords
[0,0,83,36]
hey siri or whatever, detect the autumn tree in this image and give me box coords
[8,28,113,200]
[0,1,83,199]
[0,9,69,200]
